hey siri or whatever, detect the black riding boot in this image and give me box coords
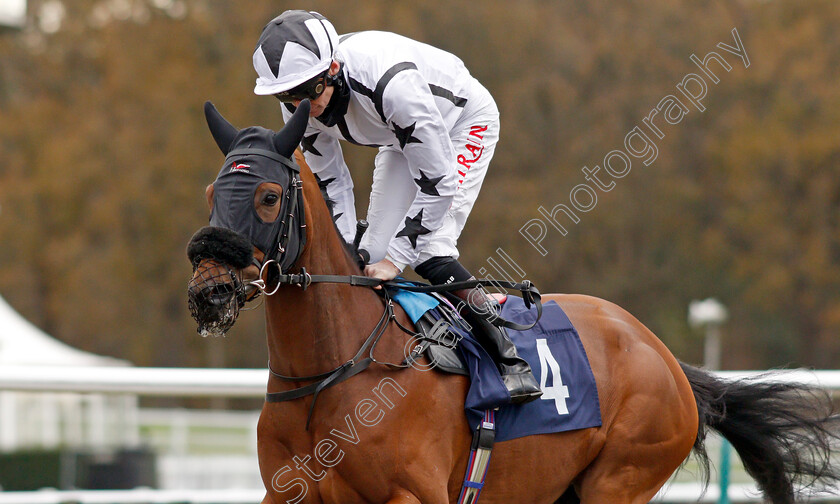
[414,256,542,404]
[455,290,543,405]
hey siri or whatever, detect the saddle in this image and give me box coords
[411,306,468,376]
[402,291,507,376]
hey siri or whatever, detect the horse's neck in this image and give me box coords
[264,167,384,377]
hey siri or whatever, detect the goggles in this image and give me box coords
[273,72,327,103]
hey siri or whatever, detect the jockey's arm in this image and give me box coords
[379,68,459,273]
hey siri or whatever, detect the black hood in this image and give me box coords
[209,128,300,264]
[200,100,310,272]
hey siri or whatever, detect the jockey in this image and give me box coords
[252,10,541,404]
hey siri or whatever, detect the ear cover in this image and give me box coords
[187,226,253,269]
[273,99,311,158]
[204,101,239,155]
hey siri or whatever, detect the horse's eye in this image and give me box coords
[262,193,280,206]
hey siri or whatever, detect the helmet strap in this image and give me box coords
[316,64,350,128]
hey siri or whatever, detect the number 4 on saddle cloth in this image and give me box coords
[390,285,602,442]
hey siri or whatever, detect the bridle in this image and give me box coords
[198,148,544,430]
[257,162,304,272]
[220,148,307,274]
[237,169,304,301]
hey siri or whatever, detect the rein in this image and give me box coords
[258,266,544,430]
[252,263,544,331]
[216,141,543,429]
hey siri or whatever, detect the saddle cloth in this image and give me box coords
[391,287,602,442]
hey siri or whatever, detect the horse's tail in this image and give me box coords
[680,362,840,504]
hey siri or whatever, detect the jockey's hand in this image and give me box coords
[364,258,402,287]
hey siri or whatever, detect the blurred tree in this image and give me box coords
[1,0,838,371]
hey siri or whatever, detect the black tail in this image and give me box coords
[681,362,840,504]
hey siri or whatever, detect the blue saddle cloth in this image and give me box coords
[391,286,440,321]
[492,297,602,441]
[391,287,602,442]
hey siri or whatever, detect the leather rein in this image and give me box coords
[257,267,543,430]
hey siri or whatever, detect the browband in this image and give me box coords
[226,148,299,172]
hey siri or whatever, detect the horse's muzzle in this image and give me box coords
[186,226,253,337]
[187,260,246,337]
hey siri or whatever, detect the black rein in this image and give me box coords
[263,273,543,430]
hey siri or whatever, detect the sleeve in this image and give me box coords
[282,105,357,244]
[380,69,459,267]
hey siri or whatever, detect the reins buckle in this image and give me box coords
[297,267,312,291]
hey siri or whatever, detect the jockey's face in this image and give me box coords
[292,60,341,117]
[294,85,332,117]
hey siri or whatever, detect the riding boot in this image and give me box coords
[453,288,543,404]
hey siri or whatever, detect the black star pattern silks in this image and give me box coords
[396,209,431,248]
[414,170,444,196]
[301,132,323,156]
[391,121,422,149]
[314,173,338,217]
[314,173,335,192]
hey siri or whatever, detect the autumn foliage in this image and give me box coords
[1,1,839,369]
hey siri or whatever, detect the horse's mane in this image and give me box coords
[294,150,363,274]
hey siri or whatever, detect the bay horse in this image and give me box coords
[187,99,840,504]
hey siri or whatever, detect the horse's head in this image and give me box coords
[186,100,310,337]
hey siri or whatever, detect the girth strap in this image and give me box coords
[457,409,497,504]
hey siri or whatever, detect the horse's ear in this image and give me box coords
[204,101,238,155]
[274,99,310,159]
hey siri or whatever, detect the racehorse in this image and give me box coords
[187,99,840,504]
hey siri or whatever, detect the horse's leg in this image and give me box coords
[572,439,680,504]
[383,490,422,504]
[572,357,696,503]
[563,297,698,504]
[571,400,695,502]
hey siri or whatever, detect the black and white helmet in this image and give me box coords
[253,10,339,96]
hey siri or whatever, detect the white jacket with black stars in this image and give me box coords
[281,30,479,267]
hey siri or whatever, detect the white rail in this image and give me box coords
[0,484,838,504]
[2,366,839,504]
[2,366,840,397]
[0,366,267,397]
[0,488,265,504]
